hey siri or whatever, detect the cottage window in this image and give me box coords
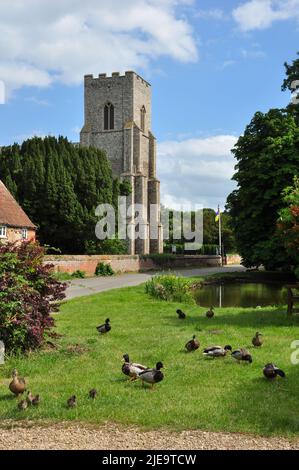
[0,226,7,238]
[104,102,114,130]
[21,228,28,240]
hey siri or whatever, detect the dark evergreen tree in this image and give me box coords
[0,136,128,254]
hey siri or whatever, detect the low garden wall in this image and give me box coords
[44,254,222,276]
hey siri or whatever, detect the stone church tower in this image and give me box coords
[80,71,163,255]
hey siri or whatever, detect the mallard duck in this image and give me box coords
[232,348,253,364]
[206,307,215,319]
[96,318,111,334]
[252,332,263,347]
[203,345,232,358]
[263,363,285,379]
[89,388,97,399]
[67,395,77,408]
[176,309,186,319]
[185,335,200,352]
[122,354,148,381]
[9,369,26,397]
[138,362,164,389]
[18,399,28,411]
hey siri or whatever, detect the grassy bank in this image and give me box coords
[201,270,296,284]
[1,281,299,437]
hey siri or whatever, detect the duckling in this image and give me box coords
[206,307,215,319]
[67,395,77,408]
[252,332,263,347]
[203,345,232,358]
[26,391,34,405]
[232,348,253,364]
[122,354,148,381]
[32,394,40,406]
[185,335,200,352]
[18,399,28,411]
[96,318,111,334]
[89,389,97,399]
[176,309,186,320]
[263,363,285,380]
[138,362,164,389]
[9,369,26,397]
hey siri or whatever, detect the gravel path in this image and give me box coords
[0,422,298,450]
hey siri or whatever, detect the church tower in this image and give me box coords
[80,71,163,255]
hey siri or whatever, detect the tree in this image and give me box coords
[282,51,299,124]
[227,109,299,269]
[278,176,299,277]
[0,137,130,254]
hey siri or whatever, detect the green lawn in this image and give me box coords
[1,283,299,437]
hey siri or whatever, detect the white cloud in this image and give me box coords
[0,0,197,94]
[233,0,299,31]
[157,135,238,210]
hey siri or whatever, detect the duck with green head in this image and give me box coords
[138,362,164,389]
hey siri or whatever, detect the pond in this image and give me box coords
[194,283,288,308]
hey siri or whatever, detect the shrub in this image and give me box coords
[53,272,73,281]
[145,274,194,303]
[95,262,115,277]
[71,270,86,279]
[0,242,66,354]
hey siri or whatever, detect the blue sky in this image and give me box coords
[0,0,298,209]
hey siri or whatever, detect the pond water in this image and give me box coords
[194,283,288,308]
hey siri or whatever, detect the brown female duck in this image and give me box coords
[9,369,26,397]
[185,335,200,352]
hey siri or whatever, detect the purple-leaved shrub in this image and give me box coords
[0,242,66,353]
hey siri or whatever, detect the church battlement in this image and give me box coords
[84,71,150,87]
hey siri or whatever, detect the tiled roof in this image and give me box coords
[0,180,36,229]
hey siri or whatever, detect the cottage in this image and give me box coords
[0,180,36,243]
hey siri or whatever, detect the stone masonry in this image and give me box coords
[80,71,163,255]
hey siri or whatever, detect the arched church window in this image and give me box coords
[104,102,114,130]
[140,106,146,132]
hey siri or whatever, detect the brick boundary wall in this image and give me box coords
[44,255,222,276]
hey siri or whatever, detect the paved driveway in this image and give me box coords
[65,265,245,300]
